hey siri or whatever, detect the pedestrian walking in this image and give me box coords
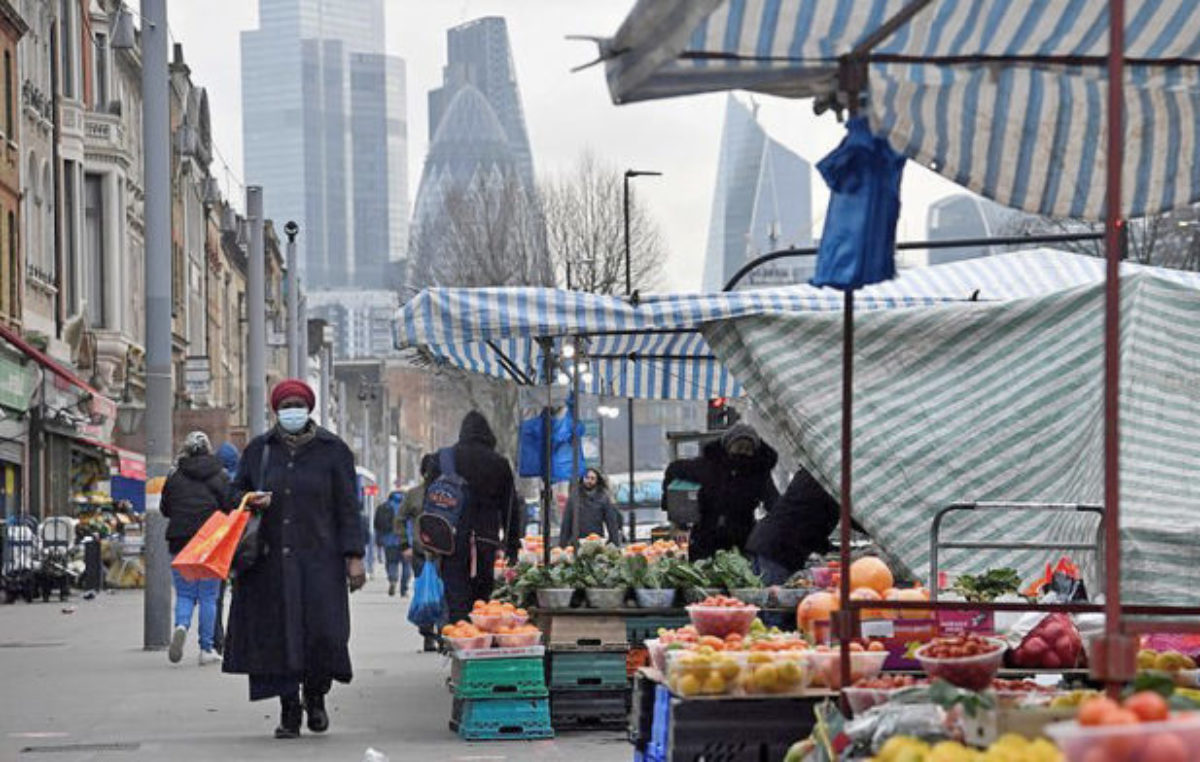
[559,468,623,547]
[400,454,439,652]
[427,412,522,623]
[160,431,229,667]
[223,379,365,740]
[375,489,406,597]
[662,423,779,562]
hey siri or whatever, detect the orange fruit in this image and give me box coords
[797,591,839,636]
[1078,697,1121,726]
[849,557,894,596]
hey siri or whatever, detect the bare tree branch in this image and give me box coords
[541,152,666,295]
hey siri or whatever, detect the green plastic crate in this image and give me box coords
[625,615,690,647]
[549,650,629,692]
[450,697,554,741]
[451,657,548,699]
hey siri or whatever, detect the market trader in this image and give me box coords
[662,423,779,562]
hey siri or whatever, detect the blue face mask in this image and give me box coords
[277,408,310,433]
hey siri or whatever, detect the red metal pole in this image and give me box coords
[1100,0,1133,695]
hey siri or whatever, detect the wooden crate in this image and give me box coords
[547,614,628,648]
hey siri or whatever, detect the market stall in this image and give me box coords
[590,0,1200,759]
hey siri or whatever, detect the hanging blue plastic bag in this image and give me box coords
[407,561,447,628]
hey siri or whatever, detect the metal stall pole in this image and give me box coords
[140,0,173,650]
[1097,0,1134,696]
[569,337,581,545]
[540,338,554,565]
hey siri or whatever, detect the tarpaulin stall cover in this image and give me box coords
[602,0,1200,221]
[395,249,1131,400]
[703,265,1200,606]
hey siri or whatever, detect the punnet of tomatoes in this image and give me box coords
[686,595,759,638]
[1046,691,1200,762]
[914,634,1006,691]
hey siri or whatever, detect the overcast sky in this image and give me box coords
[166,0,962,292]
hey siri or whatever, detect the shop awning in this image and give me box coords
[0,323,117,435]
[395,249,1169,400]
[601,1,1200,220]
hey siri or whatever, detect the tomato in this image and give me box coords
[1077,697,1121,727]
[1124,691,1169,723]
[1141,732,1188,762]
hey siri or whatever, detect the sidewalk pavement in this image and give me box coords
[0,577,629,762]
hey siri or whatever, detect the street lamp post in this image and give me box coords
[284,221,300,378]
[622,170,661,542]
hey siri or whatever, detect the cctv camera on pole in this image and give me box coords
[284,221,300,378]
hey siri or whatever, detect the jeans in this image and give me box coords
[171,566,220,651]
[400,556,413,593]
[754,555,791,586]
[383,545,402,584]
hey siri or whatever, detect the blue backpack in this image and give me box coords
[418,447,470,556]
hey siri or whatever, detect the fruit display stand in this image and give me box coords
[635,667,831,762]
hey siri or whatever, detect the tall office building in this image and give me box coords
[703,95,814,291]
[241,0,408,290]
[408,17,543,289]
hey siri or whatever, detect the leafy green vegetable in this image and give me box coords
[951,568,1022,602]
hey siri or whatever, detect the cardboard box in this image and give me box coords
[938,609,996,637]
[861,619,938,669]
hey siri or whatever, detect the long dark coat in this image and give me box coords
[662,439,779,561]
[222,426,364,682]
[745,467,841,574]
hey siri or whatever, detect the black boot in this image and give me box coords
[274,694,302,739]
[422,634,439,653]
[304,691,329,734]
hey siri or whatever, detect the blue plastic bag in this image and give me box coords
[407,561,447,628]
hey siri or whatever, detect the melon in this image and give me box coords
[849,557,894,596]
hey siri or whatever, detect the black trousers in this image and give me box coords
[441,541,496,624]
[249,673,332,702]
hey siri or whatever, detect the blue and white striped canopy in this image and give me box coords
[395,249,1188,400]
[601,1,1200,220]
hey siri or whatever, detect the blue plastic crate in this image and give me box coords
[646,684,670,761]
[450,697,554,741]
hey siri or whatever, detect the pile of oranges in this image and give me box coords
[470,600,529,632]
[441,621,486,639]
[494,623,540,636]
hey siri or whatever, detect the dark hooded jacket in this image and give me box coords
[222,424,364,683]
[560,473,622,547]
[160,454,229,554]
[662,436,779,561]
[745,467,841,574]
[428,412,521,559]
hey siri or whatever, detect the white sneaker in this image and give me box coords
[168,625,187,664]
[198,649,220,666]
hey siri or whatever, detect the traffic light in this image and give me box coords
[707,397,739,431]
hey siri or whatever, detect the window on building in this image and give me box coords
[25,152,37,274]
[59,0,74,100]
[41,161,52,276]
[4,51,12,139]
[93,33,108,110]
[7,210,16,319]
[63,160,77,313]
[84,173,104,328]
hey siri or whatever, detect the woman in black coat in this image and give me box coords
[745,467,841,584]
[662,423,779,562]
[223,379,365,740]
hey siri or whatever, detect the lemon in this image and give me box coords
[676,673,701,697]
[718,659,740,680]
[751,664,779,693]
[702,672,727,694]
[777,661,804,688]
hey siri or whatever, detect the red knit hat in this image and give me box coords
[270,379,315,411]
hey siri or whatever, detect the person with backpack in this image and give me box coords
[223,379,365,740]
[419,412,522,624]
[375,490,406,597]
[161,431,229,667]
[400,454,437,651]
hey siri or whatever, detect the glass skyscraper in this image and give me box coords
[703,95,814,291]
[241,0,408,290]
[408,17,542,290]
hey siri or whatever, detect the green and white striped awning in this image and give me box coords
[704,269,1200,605]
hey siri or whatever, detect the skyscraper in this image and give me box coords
[241,0,408,290]
[703,95,814,291]
[408,17,544,290]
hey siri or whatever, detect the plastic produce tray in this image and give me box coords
[449,697,554,741]
[450,656,548,699]
[550,688,631,730]
[549,650,630,692]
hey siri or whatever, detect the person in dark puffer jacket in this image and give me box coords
[161,430,230,667]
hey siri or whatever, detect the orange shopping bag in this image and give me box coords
[170,494,253,581]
